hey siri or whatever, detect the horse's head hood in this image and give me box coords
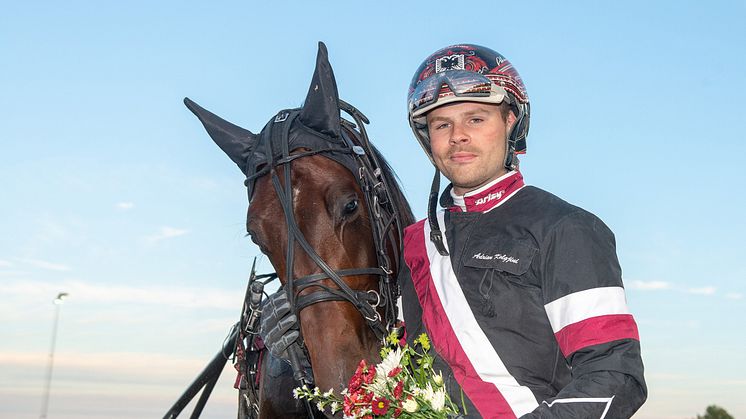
[184,42,343,175]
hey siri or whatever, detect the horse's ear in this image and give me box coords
[299,42,341,138]
[184,97,257,174]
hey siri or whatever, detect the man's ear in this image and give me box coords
[507,109,518,130]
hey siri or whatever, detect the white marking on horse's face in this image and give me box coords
[292,184,301,208]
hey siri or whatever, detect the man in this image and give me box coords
[401,44,647,418]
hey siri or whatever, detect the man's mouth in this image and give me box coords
[449,151,477,164]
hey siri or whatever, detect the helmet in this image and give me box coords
[407,44,530,170]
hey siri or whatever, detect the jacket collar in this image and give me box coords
[444,170,525,213]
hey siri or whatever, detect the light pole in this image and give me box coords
[40,292,68,419]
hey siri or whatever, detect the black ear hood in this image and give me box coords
[184,42,359,199]
[184,97,258,174]
[298,42,342,139]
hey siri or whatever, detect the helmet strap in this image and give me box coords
[504,140,518,172]
[428,168,449,256]
[503,125,518,172]
[503,103,526,171]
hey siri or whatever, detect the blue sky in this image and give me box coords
[1,1,745,418]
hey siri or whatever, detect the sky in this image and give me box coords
[1,1,745,418]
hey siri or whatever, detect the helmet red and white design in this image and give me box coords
[407,44,530,169]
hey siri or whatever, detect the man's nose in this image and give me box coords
[449,122,470,145]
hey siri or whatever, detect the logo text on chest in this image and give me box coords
[472,252,520,264]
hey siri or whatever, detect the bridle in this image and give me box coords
[245,99,405,390]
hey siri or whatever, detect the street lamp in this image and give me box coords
[40,292,68,419]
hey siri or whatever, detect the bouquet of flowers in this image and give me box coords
[293,332,460,418]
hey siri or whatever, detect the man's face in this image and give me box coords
[427,101,516,195]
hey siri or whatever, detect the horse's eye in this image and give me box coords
[343,199,359,215]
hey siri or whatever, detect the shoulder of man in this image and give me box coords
[510,185,593,222]
[476,185,611,243]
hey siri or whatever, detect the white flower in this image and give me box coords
[323,388,334,398]
[367,376,389,395]
[431,388,446,412]
[292,388,301,399]
[421,383,435,401]
[433,371,444,386]
[375,346,403,381]
[316,402,326,411]
[330,401,341,413]
[402,397,419,413]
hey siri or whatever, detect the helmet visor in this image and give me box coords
[409,70,498,117]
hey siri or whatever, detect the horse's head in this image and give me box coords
[185,42,413,393]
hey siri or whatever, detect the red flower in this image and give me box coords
[353,359,368,377]
[371,397,390,415]
[343,398,354,416]
[344,391,363,417]
[362,365,376,384]
[362,391,374,404]
[387,366,402,378]
[348,374,362,392]
[393,407,403,417]
[393,380,404,399]
[348,359,368,392]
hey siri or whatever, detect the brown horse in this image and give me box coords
[185,42,414,418]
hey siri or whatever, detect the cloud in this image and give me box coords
[626,280,739,300]
[0,350,238,417]
[0,270,29,278]
[686,286,716,295]
[0,351,209,381]
[2,278,239,310]
[628,280,672,291]
[115,201,135,210]
[18,258,71,271]
[645,372,688,381]
[145,226,189,243]
[0,259,12,268]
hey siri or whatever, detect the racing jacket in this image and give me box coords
[401,170,647,418]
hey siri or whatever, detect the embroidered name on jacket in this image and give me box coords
[472,252,520,264]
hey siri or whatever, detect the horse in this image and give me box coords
[184,42,415,418]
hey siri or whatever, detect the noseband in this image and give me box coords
[248,100,405,383]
